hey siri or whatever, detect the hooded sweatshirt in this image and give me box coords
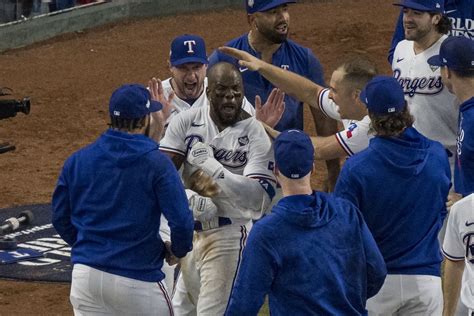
[455,97,474,196]
[52,129,193,282]
[225,191,387,316]
[335,127,451,276]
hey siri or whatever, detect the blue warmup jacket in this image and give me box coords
[225,191,387,316]
[335,127,451,276]
[388,0,474,63]
[52,129,194,282]
[209,33,325,131]
[455,97,474,196]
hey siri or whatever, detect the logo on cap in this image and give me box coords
[248,0,254,7]
[436,3,440,8]
[184,40,196,54]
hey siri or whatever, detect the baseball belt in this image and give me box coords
[194,217,232,232]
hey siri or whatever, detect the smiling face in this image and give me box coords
[207,63,244,128]
[402,8,440,41]
[253,4,290,44]
[170,62,207,100]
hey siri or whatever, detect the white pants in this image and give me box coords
[174,223,249,316]
[70,264,173,316]
[367,274,442,316]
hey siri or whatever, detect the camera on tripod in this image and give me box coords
[0,97,31,120]
[0,87,32,154]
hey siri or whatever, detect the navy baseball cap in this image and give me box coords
[274,129,314,179]
[246,0,296,14]
[109,84,162,119]
[170,34,208,67]
[360,76,406,115]
[393,0,444,12]
[427,36,474,72]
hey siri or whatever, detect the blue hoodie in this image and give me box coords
[52,129,194,282]
[335,127,451,276]
[225,191,387,316]
[455,97,474,196]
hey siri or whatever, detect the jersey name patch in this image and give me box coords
[393,69,443,97]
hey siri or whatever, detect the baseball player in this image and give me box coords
[208,0,340,191]
[441,193,474,315]
[225,129,387,315]
[334,76,451,315]
[428,36,474,197]
[391,0,458,169]
[388,0,474,64]
[220,46,378,160]
[51,83,194,315]
[160,62,276,315]
[152,34,284,295]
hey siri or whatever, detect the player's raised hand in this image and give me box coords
[218,46,264,72]
[148,77,175,121]
[255,88,285,128]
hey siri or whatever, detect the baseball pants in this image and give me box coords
[176,222,249,316]
[70,264,173,316]
[367,274,442,316]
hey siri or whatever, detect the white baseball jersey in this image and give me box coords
[392,35,459,155]
[161,77,255,125]
[317,88,372,156]
[160,105,275,211]
[161,104,274,315]
[442,193,474,310]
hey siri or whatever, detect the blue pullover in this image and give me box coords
[209,33,325,131]
[225,191,387,316]
[335,127,451,276]
[52,129,194,282]
[455,97,474,196]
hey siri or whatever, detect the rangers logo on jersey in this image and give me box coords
[393,68,443,97]
[211,145,249,169]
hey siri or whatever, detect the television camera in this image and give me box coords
[0,87,31,154]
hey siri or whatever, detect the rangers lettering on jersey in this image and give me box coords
[184,40,197,53]
[211,145,249,169]
[393,69,443,97]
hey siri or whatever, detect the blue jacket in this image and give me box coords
[388,0,474,63]
[335,127,451,276]
[225,191,387,316]
[209,33,325,131]
[52,129,194,282]
[455,97,474,196]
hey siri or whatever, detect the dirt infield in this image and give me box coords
[0,0,398,313]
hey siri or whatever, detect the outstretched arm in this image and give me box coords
[219,47,323,108]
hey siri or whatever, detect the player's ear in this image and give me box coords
[353,88,361,100]
[247,13,257,28]
[431,13,441,26]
